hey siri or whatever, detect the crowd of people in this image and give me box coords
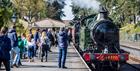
[0,25,72,71]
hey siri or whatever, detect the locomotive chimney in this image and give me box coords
[96,5,109,21]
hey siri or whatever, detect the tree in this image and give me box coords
[71,2,96,19]
[0,0,13,28]
[45,0,65,20]
[98,0,140,26]
[11,0,46,24]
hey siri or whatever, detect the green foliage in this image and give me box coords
[120,23,140,41]
[0,0,13,28]
[11,0,46,22]
[99,0,140,26]
[46,0,65,20]
[120,24,140,34]
[16,20,25,35]
[39,9,47,19]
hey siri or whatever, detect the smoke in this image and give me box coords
[72,0,101,12]
[61,0,74,20]
[47,0,101,20]
[47,0,55,4]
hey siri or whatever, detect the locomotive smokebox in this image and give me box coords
[89,5,120,53]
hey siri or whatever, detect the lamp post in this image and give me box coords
[11,13,17,25]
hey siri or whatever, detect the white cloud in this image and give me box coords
[61,0,74,20]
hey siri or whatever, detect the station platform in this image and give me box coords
[9,45,89,71]
[120,40,140,49]
[120,40,140,69]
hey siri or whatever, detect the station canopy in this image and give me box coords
[32,18,66,28]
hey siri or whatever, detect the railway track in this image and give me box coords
[124,63,140,71]
[120,45,140,71]
[73,44,140,71]
[121,45,140,57]
[120,45,140,63]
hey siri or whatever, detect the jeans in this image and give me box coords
[28,50,34,59]
[10,46,20,66]
[0,59,10,71]
[28,46,34,59]
[58,47,67,67]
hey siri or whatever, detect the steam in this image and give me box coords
[47,0,101,20]
[47,0,55,4]
[61,0,74,20]
[61,0,100,20]
[72,0,100,12]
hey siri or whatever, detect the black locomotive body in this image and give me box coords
[73,6,129,71]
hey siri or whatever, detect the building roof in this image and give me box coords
[32,18,66,28]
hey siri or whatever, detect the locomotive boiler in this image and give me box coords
[73,6,129,71]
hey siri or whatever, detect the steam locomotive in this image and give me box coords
[72,6,129,71]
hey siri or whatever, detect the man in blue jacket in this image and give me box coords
[0,26,11,71]
[34,28,40,57]
[8,26,20,67]
[57,27,68,68]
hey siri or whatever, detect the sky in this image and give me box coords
[61,0,74,20]
[61,0,100,20]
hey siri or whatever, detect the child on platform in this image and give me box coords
[27,35,35,62]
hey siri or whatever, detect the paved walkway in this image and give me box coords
[8,46,89,71]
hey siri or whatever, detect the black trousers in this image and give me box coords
[0,59,10,71]
[41,44,49,59]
